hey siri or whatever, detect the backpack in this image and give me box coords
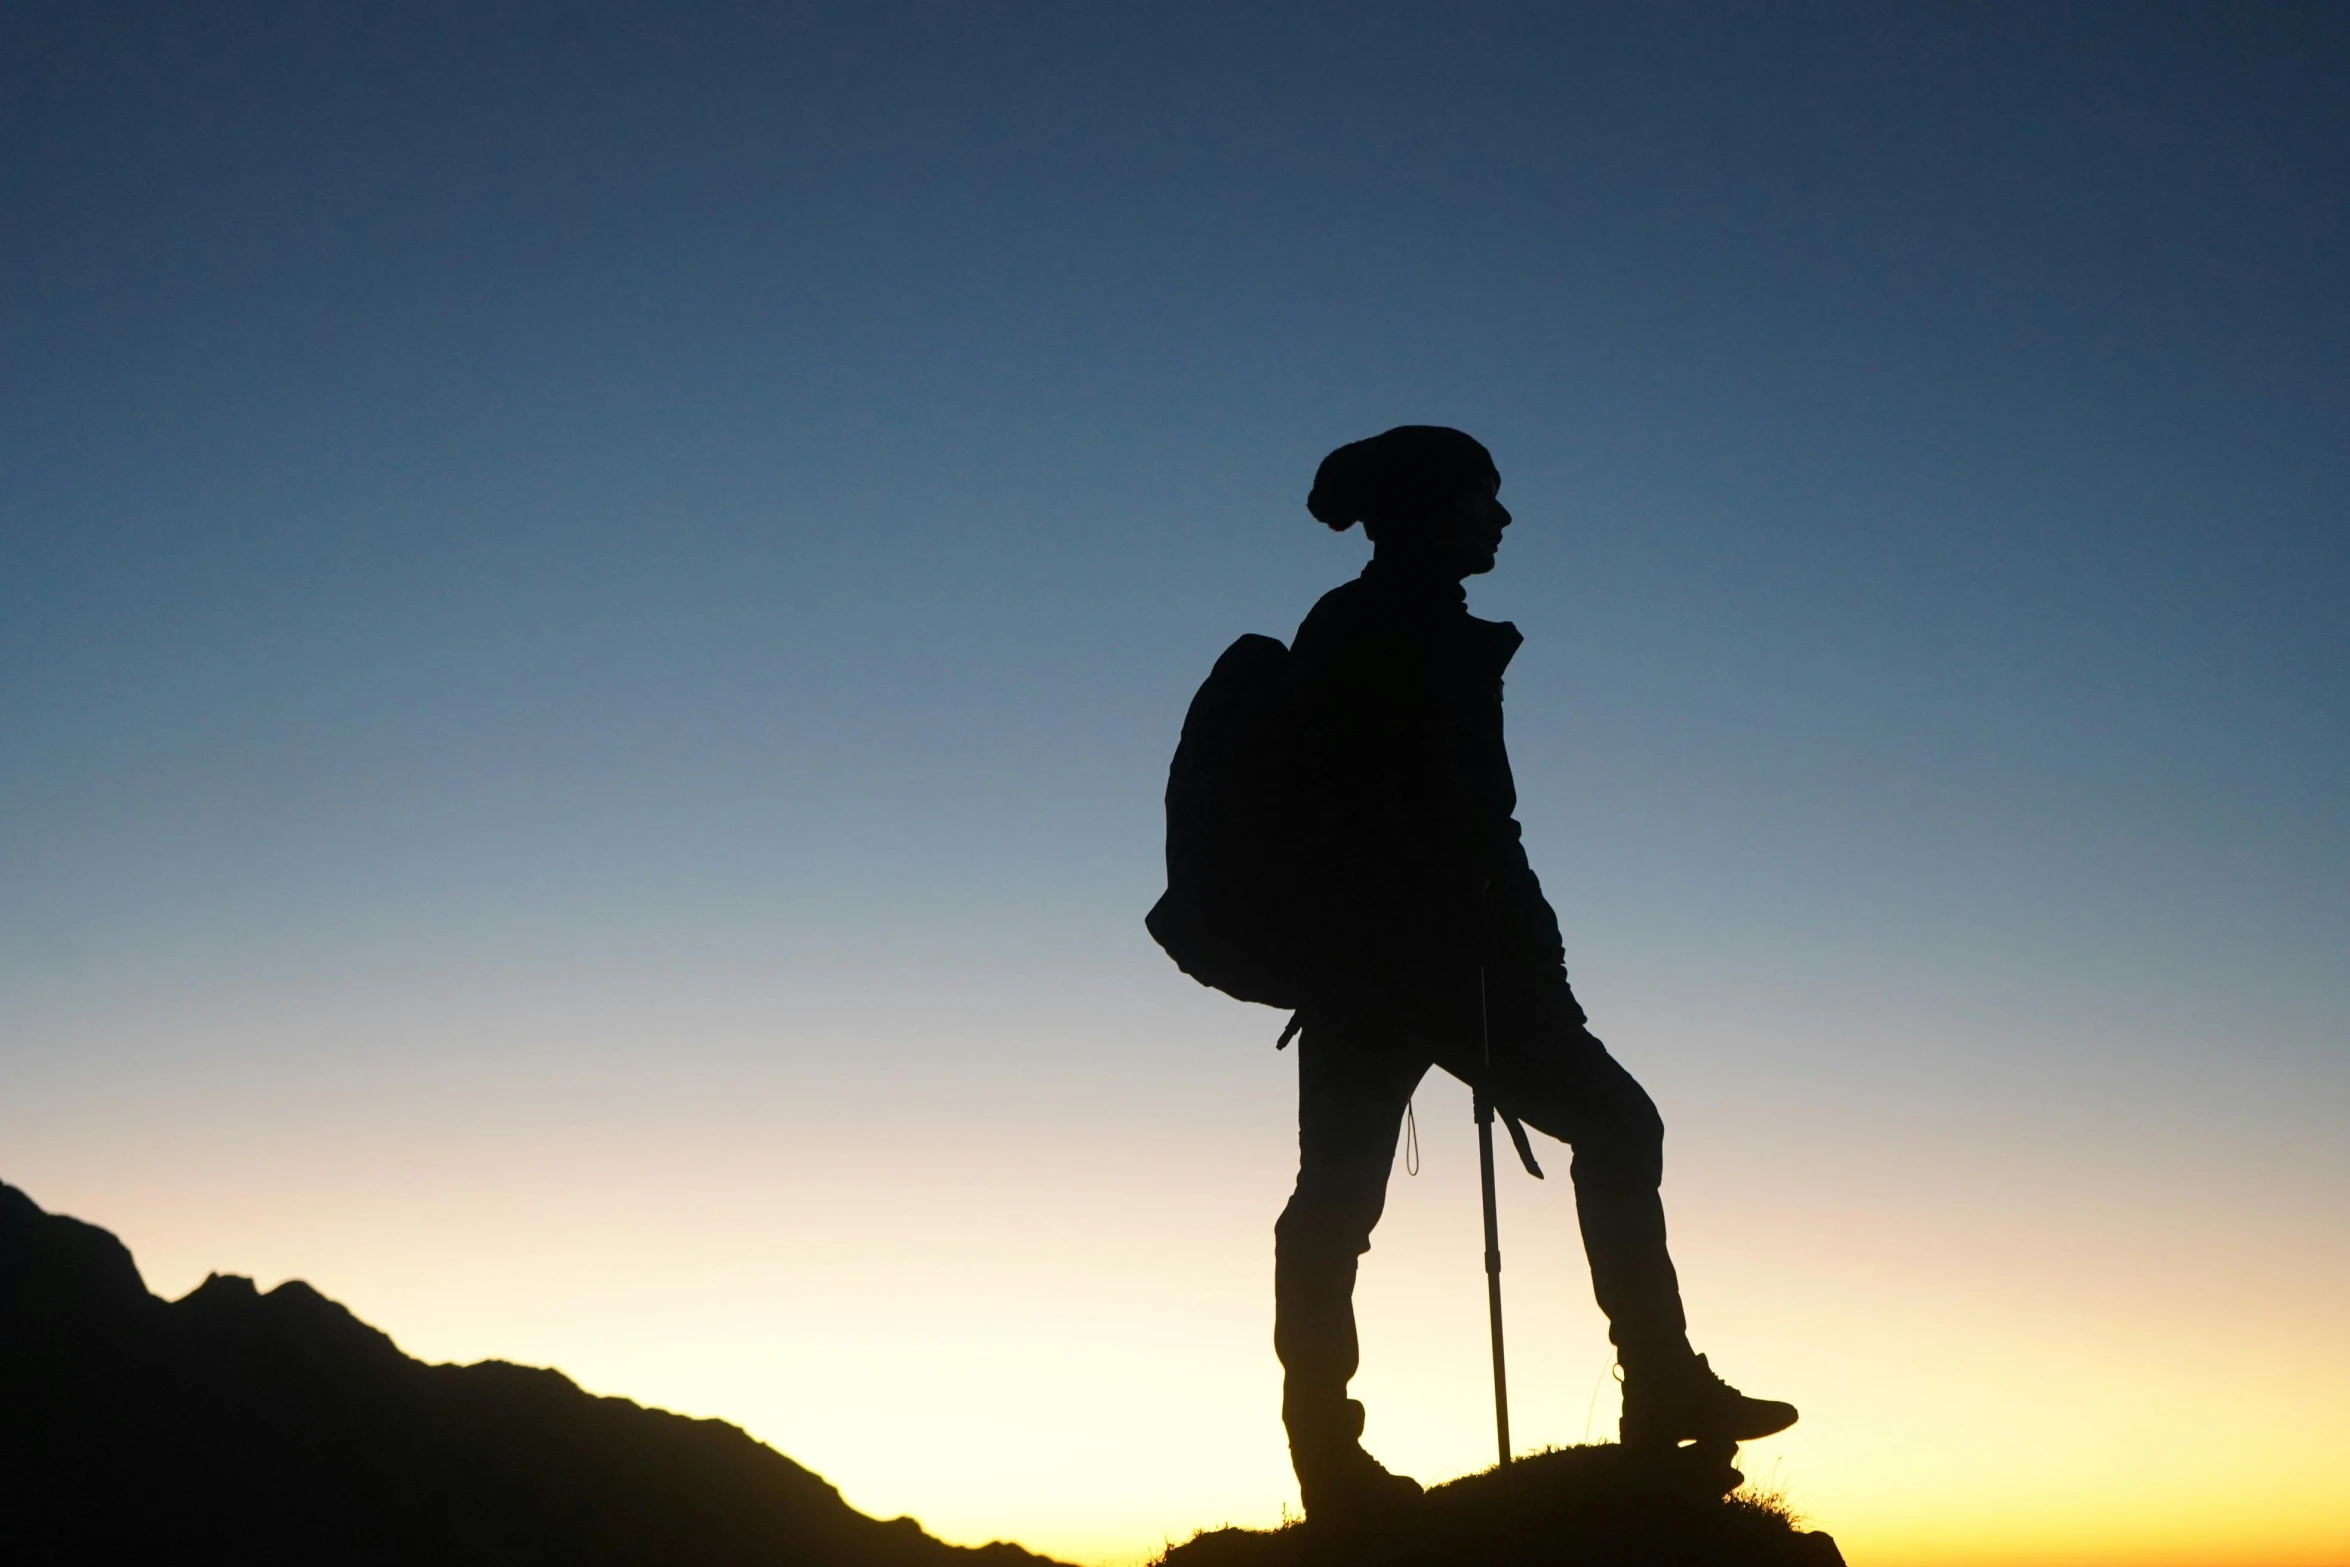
[1145,633,1311,1010]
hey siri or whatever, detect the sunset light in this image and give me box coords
[6,6,2344,1566]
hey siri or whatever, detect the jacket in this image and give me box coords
[1290,557,1578,1011]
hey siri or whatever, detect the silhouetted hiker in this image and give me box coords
[1149,426,1796,1523]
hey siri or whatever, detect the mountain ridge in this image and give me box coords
[0,1180,1067,1565]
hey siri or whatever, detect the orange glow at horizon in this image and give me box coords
[14,968,2344,1567]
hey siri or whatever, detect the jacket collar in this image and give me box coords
[1356,559,1521,674]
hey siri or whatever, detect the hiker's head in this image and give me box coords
[1307,426,1511,579]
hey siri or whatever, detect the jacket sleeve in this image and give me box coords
[1478,744,1588,1025]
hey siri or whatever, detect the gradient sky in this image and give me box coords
[5,5,2347,1563]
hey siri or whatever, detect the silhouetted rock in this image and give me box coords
[0,1181,1066,1566]
[1156,1444,1844,1567]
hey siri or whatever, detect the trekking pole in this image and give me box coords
[1476,964,1511,1473]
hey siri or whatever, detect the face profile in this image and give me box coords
[1432,478,1512,578]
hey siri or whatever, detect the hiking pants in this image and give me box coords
[1273,976,1690,1437]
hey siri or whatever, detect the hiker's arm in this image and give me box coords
[1484,827,1587,1026]
[1475,689,1587,1026]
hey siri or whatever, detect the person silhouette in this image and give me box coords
[1273,426,1796,1519]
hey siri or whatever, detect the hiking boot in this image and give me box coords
[1619,1353,1797,1451]
[1288,1399,1423,1523]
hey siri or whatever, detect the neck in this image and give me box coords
[1363,553,1469,606]
[1367,545,1467,587]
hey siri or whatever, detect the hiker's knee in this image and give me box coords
[1571,1134,1662,1194]
[1620,1073,1666,1154]
[1276,1173,1386,1261]
[1573,1063,1665,1187]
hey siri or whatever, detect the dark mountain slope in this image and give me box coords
[0,1181,1064,1566]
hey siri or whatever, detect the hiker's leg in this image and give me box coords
[1273,1014,1427,1438]
[1442,986,1691,1366]
[1443,981,1798,1451]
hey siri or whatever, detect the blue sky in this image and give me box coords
[5,6,2346,1562]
